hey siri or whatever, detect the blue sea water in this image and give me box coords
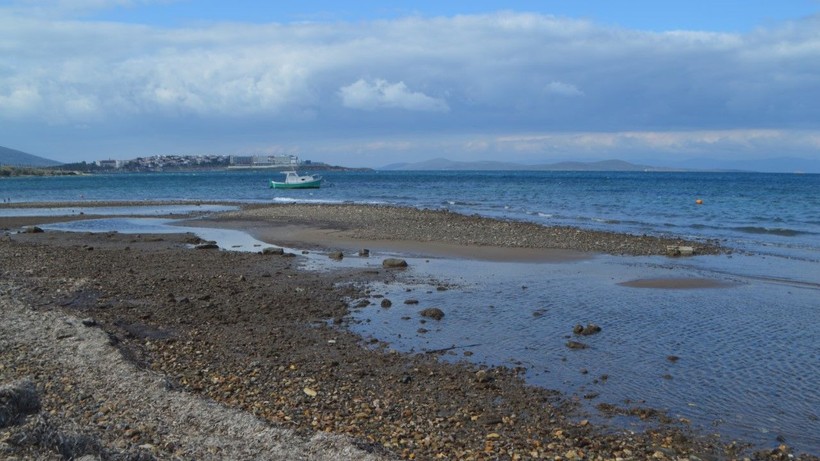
[2,170,818,258]
[2,169,818,454]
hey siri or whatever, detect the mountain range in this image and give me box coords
[381,158,683,172]
[0,145,61,167]
[2,144,816,173]
[380,157,819,173]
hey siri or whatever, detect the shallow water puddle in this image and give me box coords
[618,278,737,289]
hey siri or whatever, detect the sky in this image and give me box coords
[1,1,820,171]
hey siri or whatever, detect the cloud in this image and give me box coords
[545,81,584,97]
[339,79,449,112]
[0,8,818,166]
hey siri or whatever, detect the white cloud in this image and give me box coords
[339,79,449,112]
[0,8,818,166]
[545,81,584,97]
[0,84,42,118]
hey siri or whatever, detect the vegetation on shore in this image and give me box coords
[0,165,87,177]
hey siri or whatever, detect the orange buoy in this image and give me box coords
[695,199,703,205]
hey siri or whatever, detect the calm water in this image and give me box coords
[2,170,818,258]
[2,170,818,454]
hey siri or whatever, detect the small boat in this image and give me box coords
[269,170,322,189]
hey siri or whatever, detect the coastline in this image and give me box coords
[192,203,725,258]
[2,202,813,460]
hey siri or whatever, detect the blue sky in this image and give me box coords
[1,0,819,171]
[72,1,820,32]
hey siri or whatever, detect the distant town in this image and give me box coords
[94,154,320,171]
[0,146,369,177]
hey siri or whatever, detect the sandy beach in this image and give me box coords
[1,202,813,460]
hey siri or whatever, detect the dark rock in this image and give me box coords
[382,258,408,268]
[420,307,445,321]
[477,413,503,425]
[81,318,97,327]
[185,235,205,244]
[404,299,419,305]
[566,340,588,350]
[262,247,284,255]
[328,251,344,261]
[0,379,41,428]
[380,299,392,308]
[574,323,602,336]
[666,355,680,363]
[195,242,219,250]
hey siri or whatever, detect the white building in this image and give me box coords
[229,154,299,168]
[96,159,120,168]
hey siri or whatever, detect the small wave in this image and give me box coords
[733,226,809,237]
[443,200,478,206]
[269,196,389,206]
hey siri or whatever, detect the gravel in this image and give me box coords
[216,204,725,256]
[2,204,813,461]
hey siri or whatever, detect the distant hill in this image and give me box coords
[381,157,820,173]
[380,158,677,171]
[669,156,819,174]
[0,145,61,167]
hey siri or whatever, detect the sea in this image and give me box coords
[1,169,818,454]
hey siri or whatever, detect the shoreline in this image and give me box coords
[3,202,813,460]
[195,202,725,258]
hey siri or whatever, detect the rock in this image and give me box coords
[382,258,408,268]
[328,251,344,260]
[195,242,219,250]
[566,341,588,350]
[261,247,284,255]
[475,370,493,383]
[574,323,602,336]
[380,299,392,308]
[404,299,419,305]
[303,387,317,397]
[358,249,370,257]
[81,318,97,327]
[0,379,41,428]
[666,245,694,256]
[420,307,444,321]
[666,355,680,362]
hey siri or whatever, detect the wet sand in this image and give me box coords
[2,202,813,460]
[189,220,593,262]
